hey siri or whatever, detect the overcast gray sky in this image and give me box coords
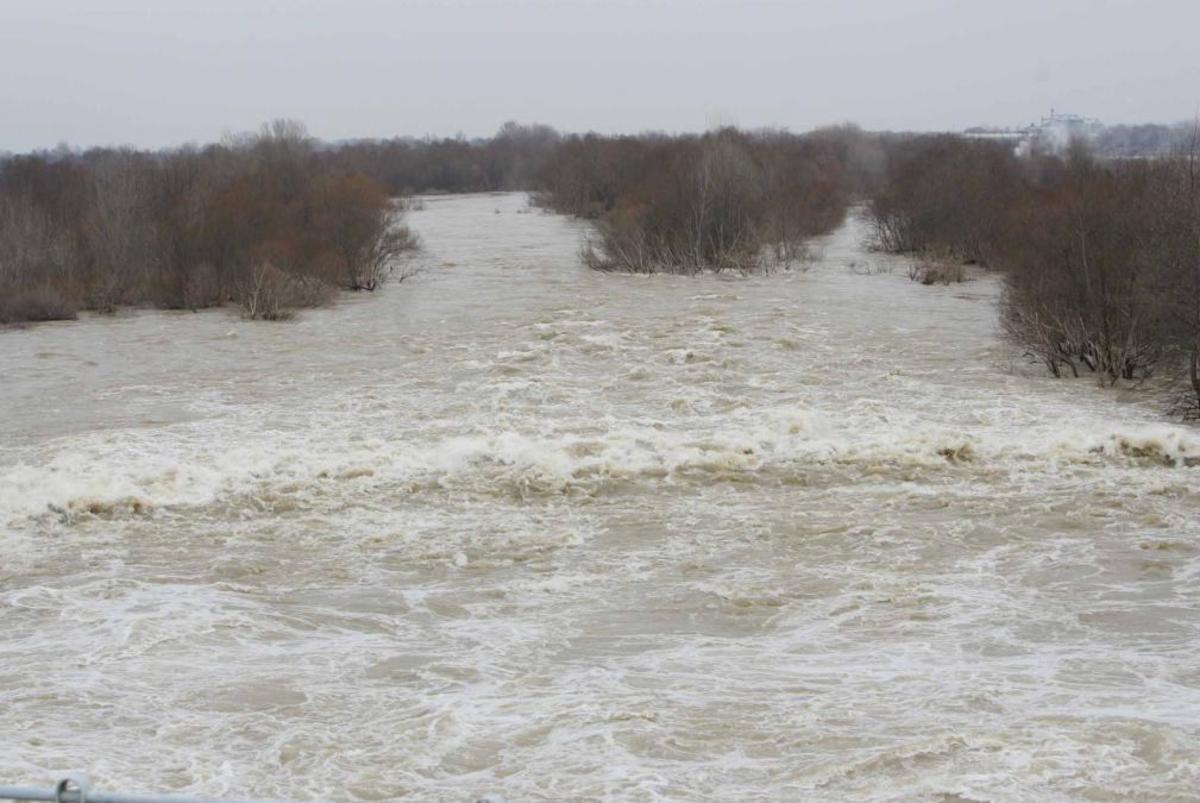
[1,0,1197,152]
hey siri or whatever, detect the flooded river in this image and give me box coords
[2,193,1198,801]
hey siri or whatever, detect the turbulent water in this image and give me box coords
[2,193,1199,801]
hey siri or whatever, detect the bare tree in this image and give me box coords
[570,127,849,274]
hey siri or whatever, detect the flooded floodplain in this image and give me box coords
[2,193,1199,801]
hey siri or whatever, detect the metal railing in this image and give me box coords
[0,776,297,803]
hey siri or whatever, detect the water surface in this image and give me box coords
[2,193,1198,801]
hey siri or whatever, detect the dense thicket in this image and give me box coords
[535,126,875,273]
[0,121,416,323]
[867,135,1048,264]
[323,121,561,195]
[867,132,1200,416]
[10,115,1196,419]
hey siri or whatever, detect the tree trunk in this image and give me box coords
[1190,346,1200,412]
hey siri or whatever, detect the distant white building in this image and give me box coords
[963,110,1104,155]
[1026,110,1104,151]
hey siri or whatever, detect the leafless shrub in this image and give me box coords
[907,257,964,285]
[999,155,1166,384]
[308,177,421,291]
[867,130,1200,411]
[0,118,420,325]
[236,262,334,321]
[866,135,1025,264]
[1154,128,1200,414]
[771,239,818,270]
[554,127,853,274]
[1176,388,1200,422]
[320,121,561,196]
[0,284,79,324]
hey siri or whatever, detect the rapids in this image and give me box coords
[1,193,1198,800]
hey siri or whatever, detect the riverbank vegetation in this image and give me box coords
[867,132,1200,417]
[5,117,1198,418]
[1,121,880,319]
[535,126,876,273]
[0,120,417,324]
[326,121,561,196]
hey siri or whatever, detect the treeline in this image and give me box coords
[0,120,416,324]
[328,122,879,274]
[534,126,879,273]
[867,133,1200,417]
[1093,122,1199,158]
[12,114,1196,417]
[325,121,561,195]
[0,119,596,324]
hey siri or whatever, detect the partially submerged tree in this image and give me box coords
[0,119,419,324]
[1155,130,1200,416]
[867,135,1025,263]
[308,173,419,291]
[545,127,854,273]
[866,126,1200,415]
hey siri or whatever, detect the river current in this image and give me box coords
[1,193,1198,800]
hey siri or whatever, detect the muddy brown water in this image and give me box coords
[1,193,1198,800]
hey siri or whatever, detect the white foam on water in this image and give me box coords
[3,402,1195,529]
[1,194,1198,800]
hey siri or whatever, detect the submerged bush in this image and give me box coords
[868,128,1200,414]
[867,135,1027,264]
[581,132,766,273]
[306,174,420,291]
[0,284,78,324]
[540,127,859,274]
[998,156,1168,382]
[907,257,965,285]
[0,120,419,324]
[236,262,335,321]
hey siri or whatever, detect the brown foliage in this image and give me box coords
[869,129,1200,413]
[306,174,417,291]
[541,127,857,273]
[323,121,560,195]
[0,120,419,324]
[998,156,1166,382]
[867,135,1028,263]
[236,262,335,321]
[0,285,78,324]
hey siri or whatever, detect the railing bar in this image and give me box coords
[0,788,55,803]
[0,786,297,803]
